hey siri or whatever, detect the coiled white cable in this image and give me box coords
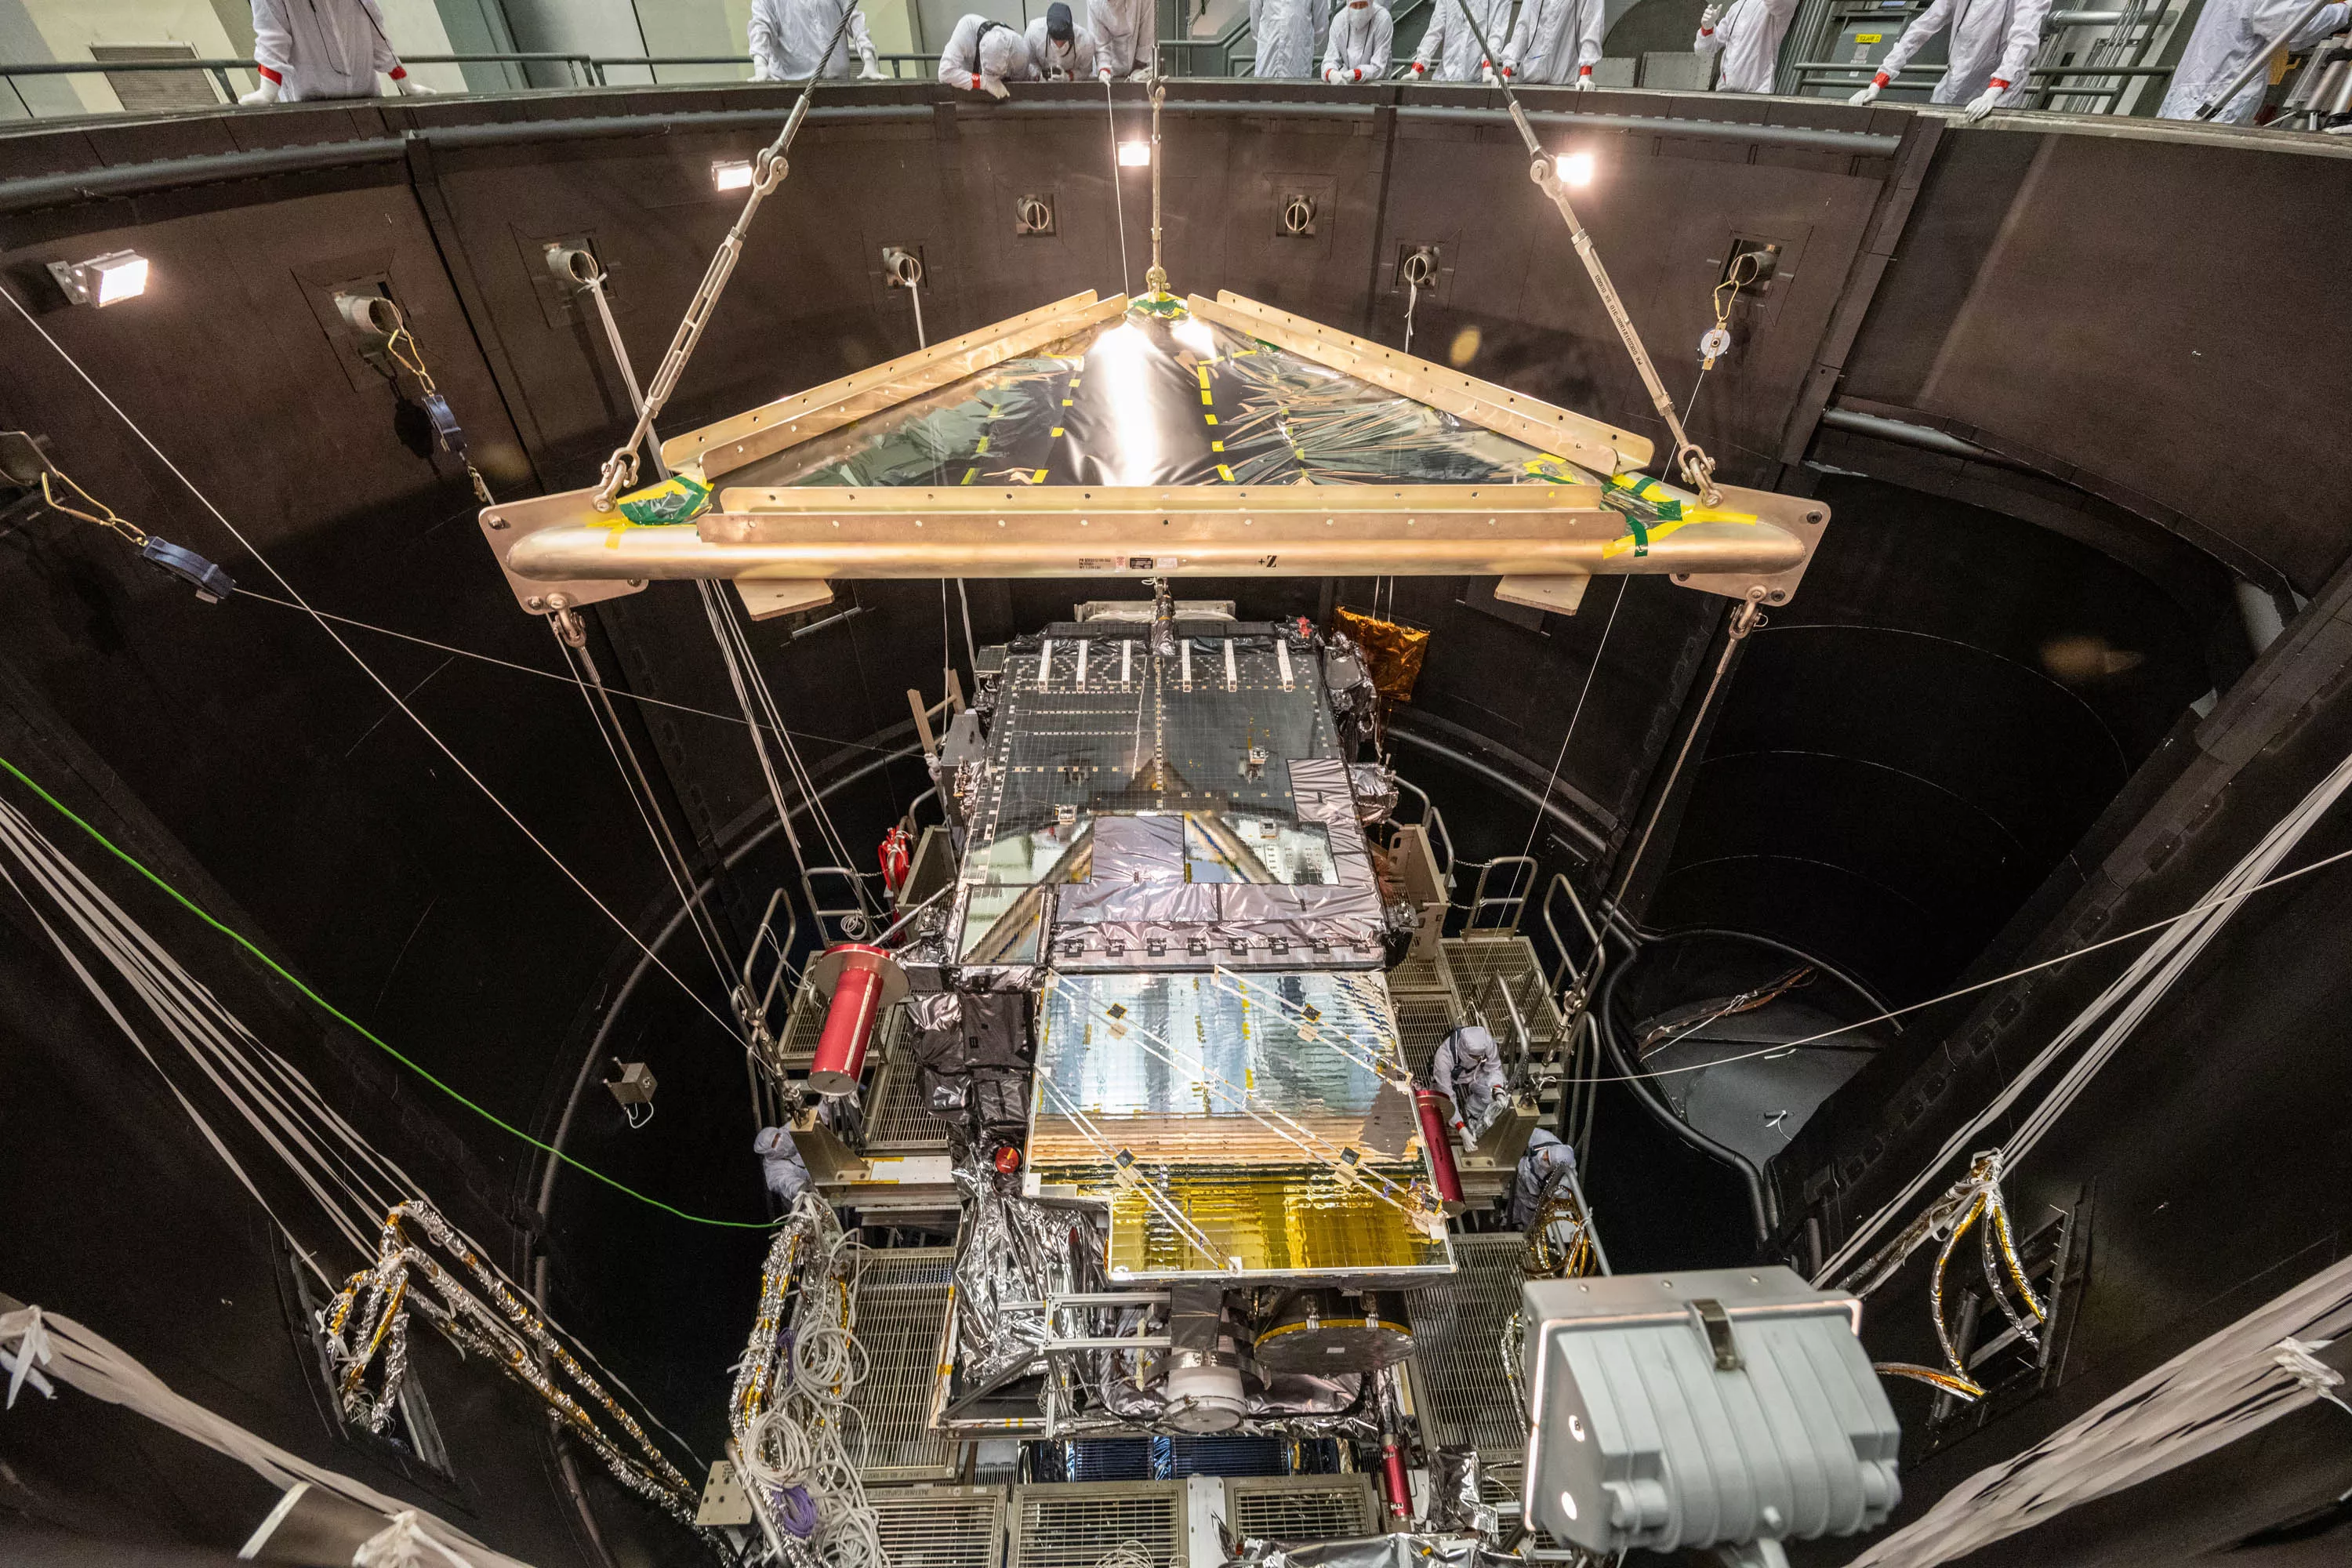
[733,1195,887,1568]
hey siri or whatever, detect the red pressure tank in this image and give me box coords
[1379,1436,1414,1525]
[1414,1089,1466,1212]
[806,943,909,1097]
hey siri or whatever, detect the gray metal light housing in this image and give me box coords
[1521,1266,1901,1556]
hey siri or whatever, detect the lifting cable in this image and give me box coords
[0,750,783,1232]
[1447,1,1724,503]
[1558,833,2352,1092]
[0,774,710,1474]
[0,284,746,1050]
[586,2,866,511]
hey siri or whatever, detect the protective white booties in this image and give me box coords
[238,78,281,106]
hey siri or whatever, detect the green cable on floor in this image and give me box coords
[0,751,779,1231]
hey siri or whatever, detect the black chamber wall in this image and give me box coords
[0,82,2343,1565]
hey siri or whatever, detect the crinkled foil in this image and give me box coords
[1330,608,1430,708]
[951,1160,1102,1394]
[1229,1533,1515,1568]
[1429,1447,1502,1541]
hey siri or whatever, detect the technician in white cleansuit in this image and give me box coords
[1409,0,1513,81]
[750,0,887,80]
[1028,3,1100,78]
[2157,0,2349,121]
[1092,0,1156,77]
[1693,0,1801,91]
[1848,0,2055,119]
[938,14,1037,95]
[241,0,426,103]
[1253,0,1322,77]
[1323,0,1394,80]
[1501,0,1607,86]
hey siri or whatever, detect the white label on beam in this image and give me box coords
[1120,640,1133,686]
[1038,638,1054,689]
[1075,639,1090,687]
[1223,638,1237,691]
[1180,639,1192,690]
[1276,637,1294,691]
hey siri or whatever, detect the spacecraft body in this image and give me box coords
[918,600,1452,1434]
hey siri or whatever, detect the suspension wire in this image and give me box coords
[1606,593,1766,912]
[554,627,737,996]
[956,578,979,673]
[0,789,713,1466]
[1105,74,1134,298]
[236,589,894,753]
[1560,835,2352,1091]
[0,282,743,1047]
[0,750,786,1232]
[1517,577,1628,864]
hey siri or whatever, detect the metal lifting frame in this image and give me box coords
[1449,1,1722,504]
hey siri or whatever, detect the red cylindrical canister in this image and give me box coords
[1379,1438,1413,1525]
[1414,1089,1465,1209]
[809,944,893,1096]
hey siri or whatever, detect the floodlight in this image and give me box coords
[1118,140,1152,167]
[713,158,756,192]
[49,251,149,307]
[1561,150,1595,187]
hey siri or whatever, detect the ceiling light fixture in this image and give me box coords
[1561,150,1596,187]
[1117,140,1152,168]
[712,158,755,192]
[49,250,149,307]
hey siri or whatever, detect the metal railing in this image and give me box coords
[1788,58,2176,107]
[0,49,956,116]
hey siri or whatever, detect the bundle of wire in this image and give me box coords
[732,1192,885,1568]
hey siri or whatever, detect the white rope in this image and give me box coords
[0,1302,528,1568]
[0,792,706,1472]
[1842,1254,2352,1567]
[0,282,741,1046]
[1820,744,2352,1284]
[235,590,894,753]
[1518,576,1627,863]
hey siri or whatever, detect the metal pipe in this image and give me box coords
[1817,406,1996,459]
[1396,103,1901,154]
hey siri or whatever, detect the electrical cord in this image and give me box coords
[0,749,784,1232]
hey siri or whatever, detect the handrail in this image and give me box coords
[735,885,802,1058]
[1389,775,1455,891]
[1537,870,1601,996]
[1461,854,1537,935]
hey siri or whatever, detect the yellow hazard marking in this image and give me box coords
[975,436,990,454]
[1217,463,1235,481]
[1062,397,1073,406]
[1200,390,1214,405]
[1196,365,1210,387]
[1051,426,1065,437]
[1211,440,1225,452]
[961,468,976,484]
[1599,506,1762,560]
[1204,414,1218,426]
[1033,468,1048,482]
